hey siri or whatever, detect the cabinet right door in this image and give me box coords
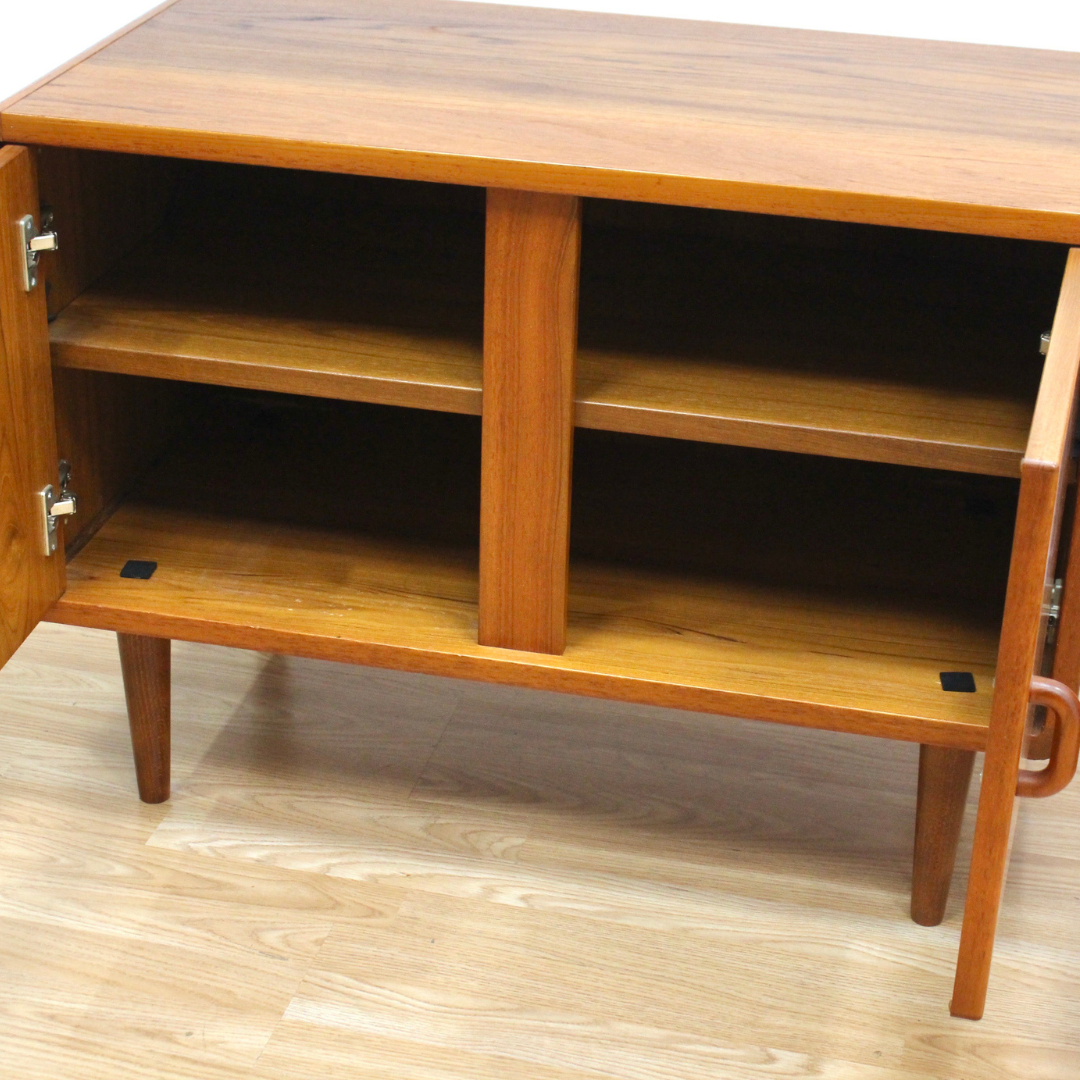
[0,143,64,671]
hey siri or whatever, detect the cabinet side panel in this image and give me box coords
[0,145,64,668]
[36,147,177,318]
[53,369,200,556]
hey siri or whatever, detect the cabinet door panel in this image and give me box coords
[0,144,63,670]
[952,248,1080,1017]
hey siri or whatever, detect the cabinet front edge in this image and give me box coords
[4,116,1080,244]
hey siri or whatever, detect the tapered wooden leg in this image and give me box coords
[911,745,976,926]
[116,633,171,803]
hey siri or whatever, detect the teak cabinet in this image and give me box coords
[3,0,1080,1022]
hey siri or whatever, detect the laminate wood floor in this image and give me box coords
[1,622,1077,1079]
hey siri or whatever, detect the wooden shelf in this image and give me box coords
[50,171,1062,476]
[50,279,485,415]
[46,391,1001,751]
[575,351,1035,476]
[575,221,1062,477]
[50,499,996,750]
[53,283,1039,477]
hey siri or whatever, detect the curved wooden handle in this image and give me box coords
[1017,676,1080,798]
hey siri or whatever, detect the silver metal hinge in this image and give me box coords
[18,207,58,292]
[1046,577,1064,646]
[1040,330,1052,356]
[37,460,77,556]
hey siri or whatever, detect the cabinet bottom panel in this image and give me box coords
[49,498,993,750]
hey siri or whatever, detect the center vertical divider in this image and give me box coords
[479,189,582,654]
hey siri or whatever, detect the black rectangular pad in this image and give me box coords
[940,671,976,693]
[120,560,158,580]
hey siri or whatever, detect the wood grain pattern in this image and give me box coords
[952,249,1080,1019]
[574,351,1031,477]
[116,632,171,803]
[0,145,64,671]
[6,0,1080,241]
[5,620,1080,1077]
[911,744,975,927]
[479,190,580,654]
[0,0,182,114]
[50,294,484,414]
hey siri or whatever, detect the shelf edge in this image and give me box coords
[46,596,990,752]
[6,114,1080,245]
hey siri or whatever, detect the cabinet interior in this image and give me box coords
[45,151,1068,478]
[54,381,1008,742]
[578,202,1065,475]
[40,147,1068,743]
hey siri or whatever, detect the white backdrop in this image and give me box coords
[2,0,1078,104]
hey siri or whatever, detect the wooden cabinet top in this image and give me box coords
[4,0,1080,242]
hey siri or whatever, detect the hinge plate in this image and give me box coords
[1046,577,1065,646]
[37,460,77,556]
[18,209,58,292]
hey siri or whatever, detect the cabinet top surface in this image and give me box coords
[5,0,1080,241]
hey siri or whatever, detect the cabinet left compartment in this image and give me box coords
[38,148,487,666]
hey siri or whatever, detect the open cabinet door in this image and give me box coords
[0,144,64,670]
